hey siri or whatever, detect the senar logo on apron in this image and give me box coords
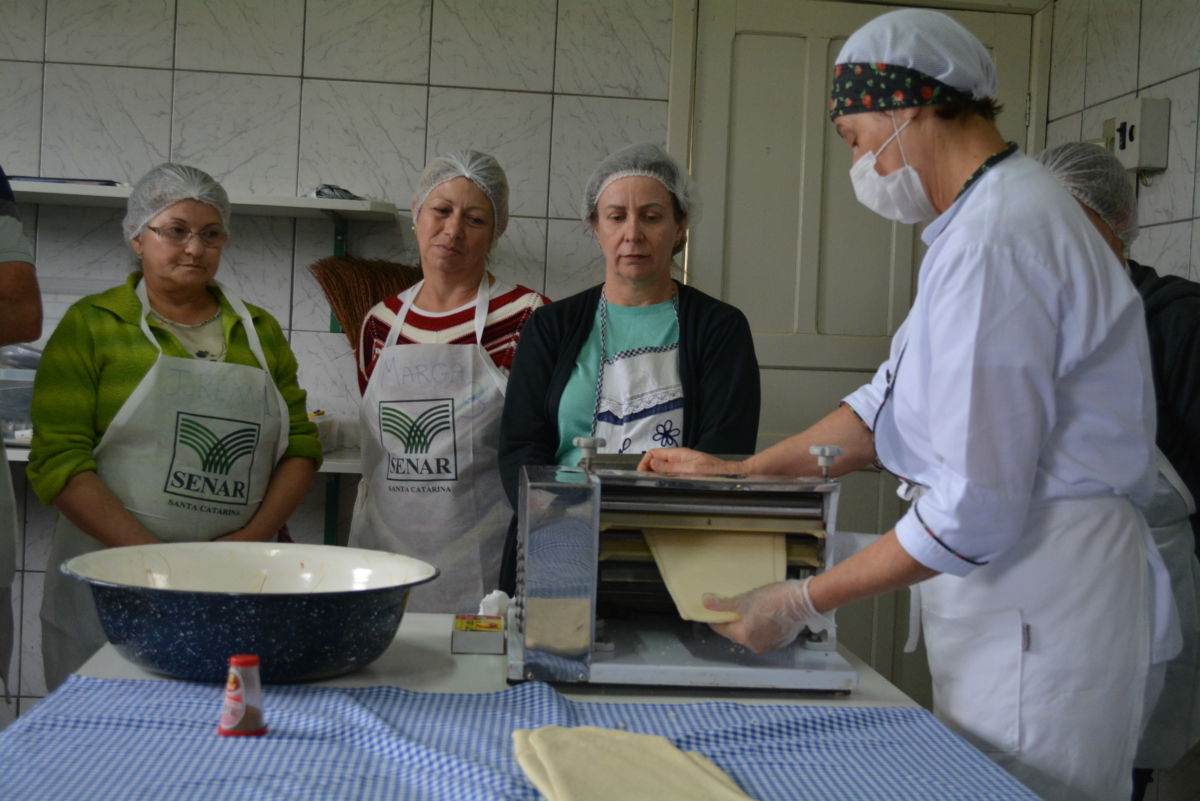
[164,411,262,504]
[379,398,458,481]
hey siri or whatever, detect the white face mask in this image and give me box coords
[848,115,937,224]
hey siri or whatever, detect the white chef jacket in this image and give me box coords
[844,152,1156,577]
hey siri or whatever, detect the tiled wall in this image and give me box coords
[0,0,672,724]
[1044,0,1200,279]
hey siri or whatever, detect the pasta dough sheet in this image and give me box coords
[523,597,591,654]
[643,529,787,623]
[512,725,753,801]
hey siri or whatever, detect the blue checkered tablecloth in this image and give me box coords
[0,676,1039,800]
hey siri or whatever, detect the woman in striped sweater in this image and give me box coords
[352,151,548,612]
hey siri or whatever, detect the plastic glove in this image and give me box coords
[703,577,834,654]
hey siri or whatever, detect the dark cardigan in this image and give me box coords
[1130,260,1200,553]
[496,281,762,591]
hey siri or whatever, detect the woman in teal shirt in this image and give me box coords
[497,143,761,592]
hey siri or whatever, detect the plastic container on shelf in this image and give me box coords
[0,367,35,446]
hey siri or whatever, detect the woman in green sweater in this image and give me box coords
[28,163,322,689]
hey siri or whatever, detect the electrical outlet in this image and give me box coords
[1112,97,1170,171]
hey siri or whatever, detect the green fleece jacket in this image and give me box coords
[28,272,322,505]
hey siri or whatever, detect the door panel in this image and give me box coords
[691,0,1031,370]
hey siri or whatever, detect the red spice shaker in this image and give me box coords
[217,654,268,737]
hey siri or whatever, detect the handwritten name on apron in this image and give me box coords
[373,358,467,387]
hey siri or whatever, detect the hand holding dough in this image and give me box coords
[643,530,787,623]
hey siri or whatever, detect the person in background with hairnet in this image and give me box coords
[28,163,321,690]
[497,143,760,594]
[640,11,1178,801]
[1037,141,1200,801]
[0,165,42,701]
[352,151,548,612]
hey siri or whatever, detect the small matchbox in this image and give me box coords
[451,614,506,654]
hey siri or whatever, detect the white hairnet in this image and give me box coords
[1036,142,1139,246]
[123,163,231,242]
[582,143,693,219]
[837,9,997,101]
[412,150,509,241]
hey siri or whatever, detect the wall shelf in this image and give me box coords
[11,179,398,222]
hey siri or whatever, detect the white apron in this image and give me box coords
[41,280,288,689]
[918,495,1154,801]
[350,277,510,613]
[591,291,683,456]
[1136,451,1200,769]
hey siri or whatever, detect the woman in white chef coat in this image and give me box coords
[28,164,322,690]
[640,10,1178,801]
[1036,141,1200,800]
[352,151,548,613]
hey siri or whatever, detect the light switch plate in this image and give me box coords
[1112,97,1170,171]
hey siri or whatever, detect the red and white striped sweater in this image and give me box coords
[357,279,549,392]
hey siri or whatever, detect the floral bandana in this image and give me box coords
[828,62,970,120]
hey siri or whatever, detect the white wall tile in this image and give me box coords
[545,218,601,300]
[547,95,668,218]
[1083,0,1139,108]
[41,64,171,184]
[1192,219,1200,283]
[6,471,25,570]
[46,0,174,68]
[291,217,339,334]
[18,570,44,697]
[304,0,430,83]
[1139,0,1200,87]
[431,0,556,92]
[0,691,15,730]
[22,484,53,573]
[217,215,295,328]
[299,79,427,205]
[12,204,36,259]
[34,206,132,288]
[288,473,357,545]
[427,88,552,217]
[555,0,671,100]
[2,578,16,702]
[1047,0,1088,119]
[172,72,301,196]
[1080,93,1131,143]
[1137,71,1198,227]
[1045,113,1082,150]
[1130,221,1192,279]
[16,697,42,715]
[290,331,360,433]
[489,217,546,295]
[175,0,303,76]
[0,0,44,61]
[346,218,417,263]
[286,474,328,545]
[0,61,43,175]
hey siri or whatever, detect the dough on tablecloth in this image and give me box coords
[643,530,787,623]
[512,725,752,801]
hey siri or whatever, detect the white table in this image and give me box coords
[79,612,916,708]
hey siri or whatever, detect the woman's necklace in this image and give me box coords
[148,306,221,329]
[149,305,227,361]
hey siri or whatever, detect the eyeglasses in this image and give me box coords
[146,225,229,248]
